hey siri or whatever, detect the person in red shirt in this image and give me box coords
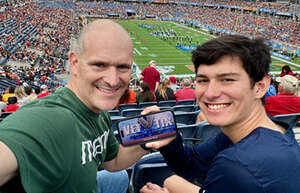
[140,60,160,92]
[4,96,19,112]
[37,85,50,98]
[279,65,294,77]
[175,79,195,103]
[265,75,300,116]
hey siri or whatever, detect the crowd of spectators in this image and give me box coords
[0,0,298,95]
[73,1,299,46]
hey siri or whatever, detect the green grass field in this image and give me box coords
[89,19,300,76]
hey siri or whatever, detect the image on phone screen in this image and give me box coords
[117,110,177,146]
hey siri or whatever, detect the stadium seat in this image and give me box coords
[159,106,172,111]
[110,115,126,132]
[121,108,143,117]
[158,100,176,107]
[108,110,119,117]
[118,103,138,113]
[174,111,199,125]
[273,113,300,128]
[172,105,195,112]
[177,99,195,106]
[129,152,173,193]
[192,122,221,144]
[177,123,202,146]
[138,102,157,109]
[0,112,13,122]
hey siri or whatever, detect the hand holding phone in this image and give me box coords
[117,110,177,146]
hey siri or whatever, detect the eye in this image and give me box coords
[222,78,235,82]
[196,79,208,84]
[94,63,105,68]
[118,65,131,72]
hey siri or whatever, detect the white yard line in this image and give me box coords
[134,48,142,56]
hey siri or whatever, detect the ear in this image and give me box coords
[253,75,271,99]
[69,51,79,77]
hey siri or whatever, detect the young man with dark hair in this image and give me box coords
[141,35,300,193]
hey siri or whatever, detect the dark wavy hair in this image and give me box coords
[192,35,271,87]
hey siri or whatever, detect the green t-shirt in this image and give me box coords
[0,87,119,193]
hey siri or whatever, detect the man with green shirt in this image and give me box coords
[0,19,149,193]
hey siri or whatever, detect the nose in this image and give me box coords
[104,67,120,87]
[203,80,221,100]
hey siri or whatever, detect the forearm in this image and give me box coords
[164,175,200,193]
[102,144,149,171]
[159,136,207,181]
[0,141,18,186]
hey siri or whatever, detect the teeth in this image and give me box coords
[208,104,228,110]
[97,86,117,94]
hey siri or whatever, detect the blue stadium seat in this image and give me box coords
[108,110,119,117]
[158,100,176,107]
[110,115,126,132]
[192,122,222,144]
[172,105,195,112]
[0,112,13,122]
[121,108,143,117]
[174,111,199,125]
[118,103,138,113]
[138,102,157,109]
[177,99,195,106]
[129,152,173,193]
[273,113,300,128]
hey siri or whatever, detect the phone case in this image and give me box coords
[116,110,177,146]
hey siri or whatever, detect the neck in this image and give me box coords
[221,103,283,144]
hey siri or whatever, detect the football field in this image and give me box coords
[89,18,300,76]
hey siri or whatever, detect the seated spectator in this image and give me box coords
[169,76,178,92]
[2,86,15,104]
[37,85,50,98]
[137,82,156,103]
[265,78,277,99]
[24,86,37,101]
[0,98,7,112]
[34,87,41,96]
[117,87,137,108]
[174,79,195,102]
[4,96,19,112]
[14,86,30,106]
[280,65,294,77]
[265,75,300,116]
[155,79,175,102]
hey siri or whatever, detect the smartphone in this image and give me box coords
[117,110,177,146]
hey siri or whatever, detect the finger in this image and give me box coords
[147,183,164,190]
[145,136,176,149]
[141,105,160,115]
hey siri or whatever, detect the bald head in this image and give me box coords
[75,19,133,56]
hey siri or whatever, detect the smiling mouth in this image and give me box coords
[95,85,120,94]
[206,103,230,110]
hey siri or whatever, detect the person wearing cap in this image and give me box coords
[169,76,178,92]
[37,85,50,98]
[140,60,160,92]
[174,78,195,103]
[265,75,300,116]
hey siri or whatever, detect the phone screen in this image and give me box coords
[117,110,177,146]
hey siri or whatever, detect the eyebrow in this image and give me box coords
[196,72,240,78]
